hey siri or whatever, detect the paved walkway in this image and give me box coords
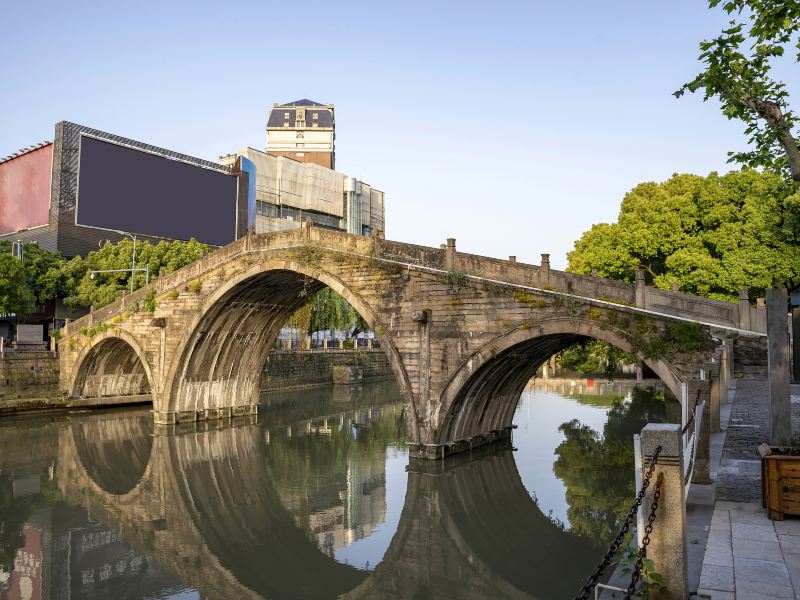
[697,379,800,599]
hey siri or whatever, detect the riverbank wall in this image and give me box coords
[261,349,392,391]
[0,349,393,415]
[0,352,60,402]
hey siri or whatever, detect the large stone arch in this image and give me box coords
[434,317,684,451]
[158,259,417,441]
[71,330,156,399]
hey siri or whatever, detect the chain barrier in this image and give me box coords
[624,473,664,599]
[572,446,662,600]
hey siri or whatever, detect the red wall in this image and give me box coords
[0,144,53,235]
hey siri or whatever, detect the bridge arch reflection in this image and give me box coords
[58,399,603,599]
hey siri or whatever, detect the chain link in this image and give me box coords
[624,473,664,599]
[572,446,662,600]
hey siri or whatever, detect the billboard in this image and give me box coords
[0,145,52,236]
[76,135,237,246]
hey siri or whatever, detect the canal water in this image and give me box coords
[0,377,679,599]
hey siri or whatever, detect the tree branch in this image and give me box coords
[741,95,800,180]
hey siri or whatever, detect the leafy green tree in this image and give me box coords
[559,340,636,378]
[62,238,210,310]
[676,1,800,180]
[0,242,68,314]
[567,170,800,299]
[0,253,35,319]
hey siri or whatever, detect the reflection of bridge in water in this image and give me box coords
[52,399,602,599]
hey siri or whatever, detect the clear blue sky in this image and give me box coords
[2,1,796,269]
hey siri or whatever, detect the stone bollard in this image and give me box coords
[706,361,721,434]
[323,338,328,350]
[687,379,711,484]
[719,341,731,404]
[367,338,372,349]
[767,288,791,445]
[640,424,688,600]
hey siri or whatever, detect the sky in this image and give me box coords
[2,0,797,269]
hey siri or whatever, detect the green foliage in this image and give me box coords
[0,242,68,319]
[62,238,210,310]
[676,1,800,181]
[446,268,467,292]
[143,289,157,313]
[559,340,636,378]
[553,388,680,548]
[567,170,800,297]
[614,547,664,598]
[0,252,35,318]
[512,290,551,309]
[187,280,202,294]
[286,287,368,336]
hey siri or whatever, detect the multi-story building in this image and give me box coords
[266,99,335,169]
[218,147,384,237]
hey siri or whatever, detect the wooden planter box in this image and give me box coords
[760,444,800,520]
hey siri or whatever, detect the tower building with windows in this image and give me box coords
[266,100,335,169]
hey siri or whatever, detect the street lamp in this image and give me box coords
[119,232,138,293]
[89,232,148,291]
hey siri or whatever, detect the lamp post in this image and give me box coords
[117,232,138,293]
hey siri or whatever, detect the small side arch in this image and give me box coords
[434,317,684,446]
[71,330,156,400]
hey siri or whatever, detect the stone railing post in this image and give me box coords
[635,269,646,308]
[640,424,688,600]
[539,254,550,286]
[445,238,457,270]
[706,361,721,433]
[738,289,751,330]
[687,379,711,483]
[719,341,731,404]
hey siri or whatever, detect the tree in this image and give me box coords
[559,340,635,378]
[62,238,210,310]
[287,287,369,338]
[0,253,35,319]
[0,242,68,313]
[567,170,800,299]
[676,1,800,180]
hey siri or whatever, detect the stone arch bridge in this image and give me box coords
[58,225,766,459]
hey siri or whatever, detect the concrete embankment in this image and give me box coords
[0,349,393,416]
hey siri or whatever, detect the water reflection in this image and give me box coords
[0,379,677,599]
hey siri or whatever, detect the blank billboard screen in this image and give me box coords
[76,136,237,246]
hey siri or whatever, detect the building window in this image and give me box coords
[296,132,304,139]
[284,112,290,119]
[312,113,318,120]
